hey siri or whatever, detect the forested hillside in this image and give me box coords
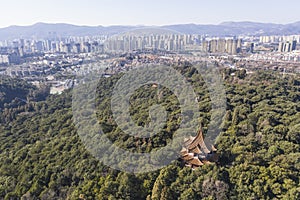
[0,65,299,199]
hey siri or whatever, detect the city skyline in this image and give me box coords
[1,0,300,28]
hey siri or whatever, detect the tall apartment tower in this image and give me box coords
[278,41,297,52]
[217,39,226,53]
[278,42,284,52]
[202,40,209,52]
[291,40,297,51]
[210,39,218,53]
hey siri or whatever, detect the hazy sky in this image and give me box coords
[1,0,300,28]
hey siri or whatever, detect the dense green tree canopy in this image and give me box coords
[0,65,299,199]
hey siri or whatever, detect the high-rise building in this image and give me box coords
[278,41,297,52]
[278,42,284,52]
[217,39,226,53]
[201,38,239,55]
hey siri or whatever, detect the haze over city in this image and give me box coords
[1,0,300,28]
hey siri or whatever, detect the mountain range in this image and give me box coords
[1,21,300,40]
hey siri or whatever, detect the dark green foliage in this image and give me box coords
[0,68,299,199]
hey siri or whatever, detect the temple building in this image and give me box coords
[180,128,218,169]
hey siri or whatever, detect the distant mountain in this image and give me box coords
[1,21,300,40]
[162,21,297,36]
[0,23,140,40]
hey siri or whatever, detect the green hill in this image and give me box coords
[0,66,299,199]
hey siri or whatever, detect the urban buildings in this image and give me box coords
[278,40,297,52]
[202,38,243,54]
